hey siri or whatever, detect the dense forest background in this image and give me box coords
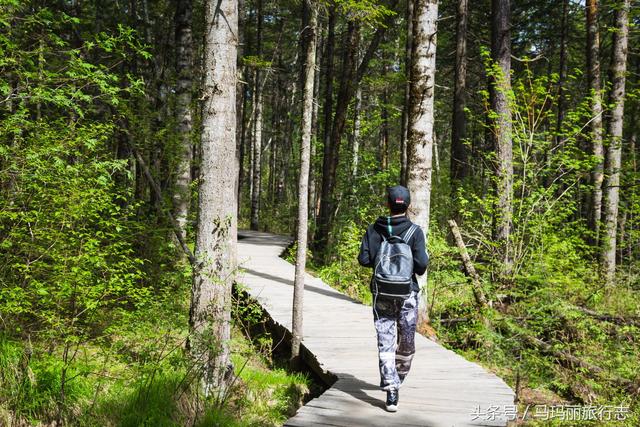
[1,0,639,425]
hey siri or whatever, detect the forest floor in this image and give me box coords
[0,282,318,427]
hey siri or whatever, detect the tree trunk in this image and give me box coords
[250,0,264,231]
[317,7,335,222]
[586,0,605,244]
[237,0,248,216]
[448,219,490,329]
[189,0,238,394]
[237,83,250,216]
[314,0,399,254]
[628,101,638,260]
[292,0,317,367]
[490,0,513,277]
[601,0,630,286]
[250,105,263,230]
[351,86,362,180]
[308,29,322,224]
[450,0,469,189]
[400,0,414,186]
[407,0,438,323]
[174,0,193,246]
[315,20,359,254]
[380,64,389,172]
[556,0,568,146]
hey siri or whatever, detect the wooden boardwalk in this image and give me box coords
[238,230,515,427]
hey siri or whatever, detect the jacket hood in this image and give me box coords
[373,215,412,238]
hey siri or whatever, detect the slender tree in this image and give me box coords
[237,0,248,216]
[556,0,569,145]
[308,26,322,224]
[490,0,513,276]
[250,0,264,230]
[450,0,469,190]
[407,0,438,321]
[400,0,414,186]
[314,0,399,254]
[291,0,317,367]
[316,19,360,252]
[315,19,359,253]
[586,0,605,243]
[380,58,390,171]
[317,7,335,222]
[601,0,630,286]
[351,86,362,180]
[189,0,238,393]
[173,0,193,244]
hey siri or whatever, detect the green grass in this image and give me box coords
[0,286,313,426]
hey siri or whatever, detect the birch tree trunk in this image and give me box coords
[450,0,469,188]
[291,0,317,366]
[586,0,605,243]
[189,0,238,394]
[173,0,193,245]
[601,0,630,286]
[250,0,264,231]
[490,0,513,277]
[407,0,438,323]
[351,86,362,180]
[250,90,263,231]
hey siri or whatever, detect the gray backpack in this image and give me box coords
[372,224,418,300]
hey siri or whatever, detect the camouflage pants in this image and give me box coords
[373,290,419,390]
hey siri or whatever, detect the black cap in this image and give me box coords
[387,185,411,210]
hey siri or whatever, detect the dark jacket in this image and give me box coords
[357,215,429,291]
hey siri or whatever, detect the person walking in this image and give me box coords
[357,185,429,412]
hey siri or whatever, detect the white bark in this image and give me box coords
[407,0,438,319]
[189,0,238,394]
[250,0,264,231]
[250,82,263,230]
[351,86,362,180]
[586,0,604,242]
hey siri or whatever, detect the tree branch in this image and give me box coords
[132,147,197,266]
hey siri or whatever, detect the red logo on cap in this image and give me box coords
[395,198,405,204]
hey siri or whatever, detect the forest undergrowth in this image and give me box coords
[309,220,640,426]
[0,268,314,427]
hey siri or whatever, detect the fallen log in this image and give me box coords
[447,219,488,309]
[447,220,492,331]
[438,317,470,325]
[573,305,640,327]
[438,316,531,326]
[499,320,639,395]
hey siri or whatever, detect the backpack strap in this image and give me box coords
[402,224,418,243]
